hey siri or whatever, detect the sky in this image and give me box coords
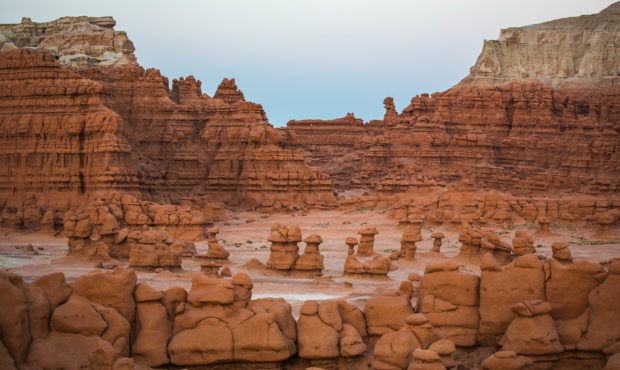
[2,0,617,126]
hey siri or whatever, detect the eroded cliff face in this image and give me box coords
[0,49,138,196]
[0,16,136,68]
[288,4,620,198]
[0,17,335,229]
[459,2,620,89]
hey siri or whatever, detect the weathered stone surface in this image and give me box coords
[0,276,29,366]
[407,348,445,370]
[479,255,545,344]
[578,262,620,351]
[365,293,414,336]
[70,267,137,322]
[0,18,335,231]
[232,312,296,362]
[132,301,171,367]
[297,303,340,359]
[94,303,130,357]
[373,313,442,369]
[33,272,72,310]
[0,339,16,370]
[168,318,233,366]
[26,332,116,369]
[481,351,533,370]
[0,16,136,68]
[419,267,480,346]
[297,299,366,360]
[499,300,563,355]
[460,3,620,89]
[169,273,296,366]
[546,259,603,320]
[50,295,107,336]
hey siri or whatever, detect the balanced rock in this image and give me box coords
[499,299,563,355]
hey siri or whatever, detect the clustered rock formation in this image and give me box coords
[297,299,367,359]
[0,268,302,368]
[63,191,207,239]
[419,262,480,347]
[1,241,620,368]
[265,224,325,276]
[62,191,203,268]
[195,226,230,276]
[344,230,392,277]
[167,273,296,366]
[393,221,423,260]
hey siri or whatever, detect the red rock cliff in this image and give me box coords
[287,4,620,196]
[0,17,335,228]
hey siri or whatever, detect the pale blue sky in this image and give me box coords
[2,0,616,126]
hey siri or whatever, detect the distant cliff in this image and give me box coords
[287,4,620,195]
[458,2,619,88]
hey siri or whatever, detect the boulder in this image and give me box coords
[70,267,137,322]
[132,301,171,367]
[168,318,233,366]
[50,295,107,336]
[33,272,72,310]
[500,300,563,355]
[365,294,414,336]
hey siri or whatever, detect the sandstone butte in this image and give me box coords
[0,3,619,370]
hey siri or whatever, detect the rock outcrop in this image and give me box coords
[0,16,335,231]
[365,282,415,336]
[1,257,619,368]
[168,273,297,366]
[195,226,230,276]
[265,224,325,276]
[418,262,480,346]
[459,3,619,89]
[0,16,137,68]
[344,236,392,277]
[499,300,563,355]
[372,313,442,370]
[286,4,620,228]
[479,254,546,345]
[297,299,367,359]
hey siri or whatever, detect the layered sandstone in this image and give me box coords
[0,16,137,68]
[0,16,335,231]
[287,4,620,220]
[288,82,620,196]
[459,2,620,89]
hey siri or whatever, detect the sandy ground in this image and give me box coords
[1,208,619,317]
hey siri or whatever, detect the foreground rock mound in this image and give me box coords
[419,262,480,346]
[297,299,367,359]
[168,273,297,365]
[0,258,619,368]
[500,300,563,355]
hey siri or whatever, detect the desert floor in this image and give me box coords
[1,208,619,317]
